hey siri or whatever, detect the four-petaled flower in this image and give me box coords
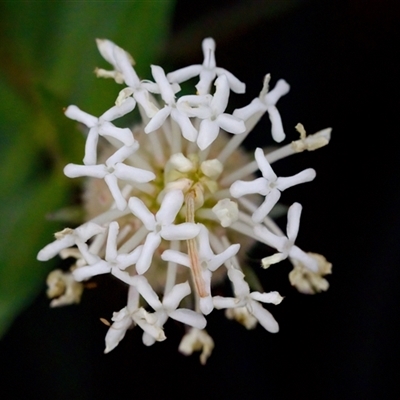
[230,147,316,223]
[213,267,283,333]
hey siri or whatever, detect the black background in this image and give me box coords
[1,1,399,399]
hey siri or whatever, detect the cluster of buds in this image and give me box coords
[38,38,332,364]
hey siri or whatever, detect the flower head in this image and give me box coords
[37,37,331,362]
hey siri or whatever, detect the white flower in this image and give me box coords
[129,189,200,274]
[230,147,316,222]
[162,224,240,315]
[37,222,105,262]
[167,37,245,95]
[178,75,245,150]
[104,284,166,354]
[38,37,331,361]
[233,75,290,142]
[254,202,318,272]
[144,65,197,142]
[213,268,283,333]
[64,100,135,165]
[72,221,143,282]
[64,143,155,210]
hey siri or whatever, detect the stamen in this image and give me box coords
[186,191,207,298]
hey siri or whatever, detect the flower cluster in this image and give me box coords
[38,37,332,364]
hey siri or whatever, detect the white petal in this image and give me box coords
[163,281,191,311]
[167,65,202,83]
[37,236,75,261]
[104,174,127,211]
[128,197,156,231]
[151,65,175,104]
[134,275,162,310]
[211,75,229,114]
[98,122,134,146]
[134,89,159,118]
[252,189,281,223]
[169,309,207,329]
[114,163,155,183]
[135,232,161,275]
[104,311,132,353]
[230,177,269,198]
[265,79,290,105]
[249,300,279,333]
[105,143,138,167]
[216,114,246,134]
[212,296,238,309]
[113,46,140,87]
[199,296,213,315]
[170,108,198,142]
[289,246,318,272]
[287,202,302,242]
[197,119,219,150]
[96,38,118,67]
[75,222,106,242]
[73,261,110,281]
[64,163,107,179]
[64,105,97,127]
[208,243,240,272]
[115,245,143,270]
[161,223,200,241]
[268,105,285,143]
[83,128,99,165]
[250,291,284,305]
[105,221,119,262]
[156,189,184,226]
[100,97,136,121]
[227,268,250,298]
[255,148,277,181]
[144,106,171,133]
[215,67,246,93]
[276,168,316,192]
[161,249,190,268]
[233,98,267,121]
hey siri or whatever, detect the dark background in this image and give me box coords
[1,0,399,399]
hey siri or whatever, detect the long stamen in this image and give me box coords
[186,191,207,297]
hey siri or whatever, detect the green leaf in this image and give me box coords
[0,0,175,338]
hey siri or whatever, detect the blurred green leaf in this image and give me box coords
[0,0,175,338]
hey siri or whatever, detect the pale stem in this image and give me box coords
[186,139,198,155]
[164,240,180,295]
[230,220,261,242]
[238,197,284,236]
[147,130,165,166]
[127,152,154,172]
[198,145,211,163]
[217,131,248,164]
[186,191,207,298]
[220,235,242,270]
[118,224,148,253]
[212,188,232,200]
[169,119,182,155]
[89,230,108,256]
[194,208,217,222]
[90,208,131,226]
